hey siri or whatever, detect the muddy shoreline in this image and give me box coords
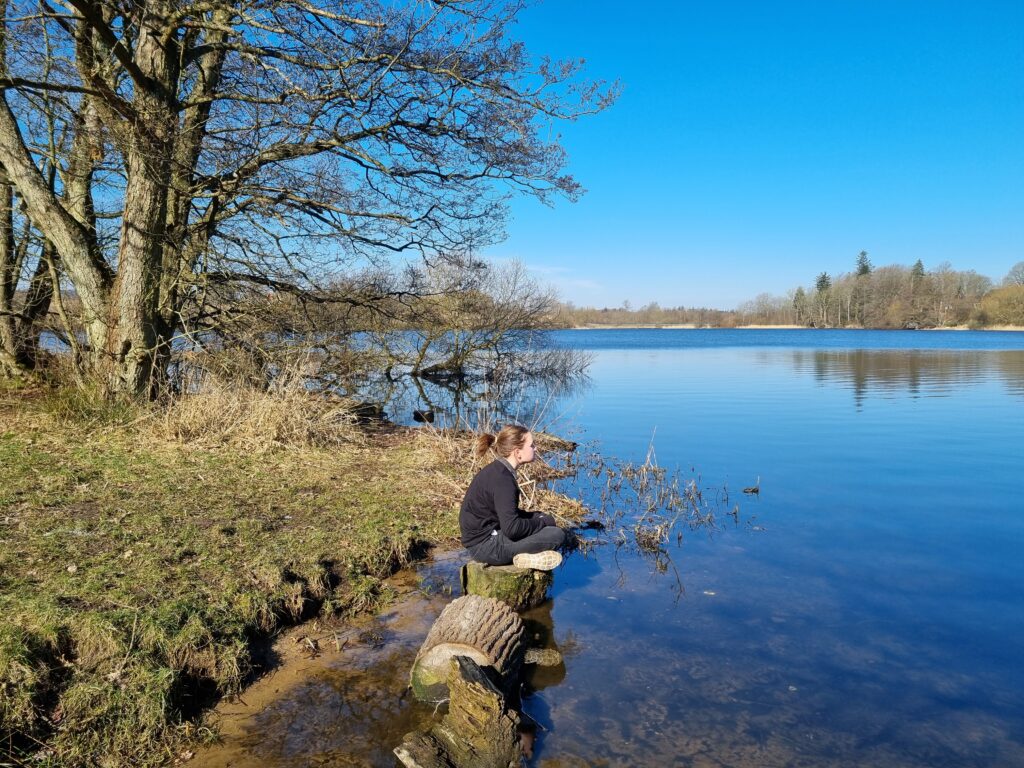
[191,550,464,767]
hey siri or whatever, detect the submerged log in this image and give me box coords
[533,431,579,453]
[409,595,523,703]
[394,733,453,768]
[396,656,521,768]
[460,561,553,611]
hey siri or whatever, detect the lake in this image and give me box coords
[197,329,1024,767]
[523,329,1024,767]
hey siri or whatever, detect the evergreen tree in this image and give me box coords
[814,273,832,325]
[852,251,873,325]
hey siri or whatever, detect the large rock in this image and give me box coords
[460,561,553,611]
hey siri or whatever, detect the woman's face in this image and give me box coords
[513,431,537,465]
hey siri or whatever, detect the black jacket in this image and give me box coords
[459,460,555,547]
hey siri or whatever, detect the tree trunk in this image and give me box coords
[0,182,54,375]
[461,562,553,611]
[0,180,21,374]
[99,6,177,398]
[159,13,230,321]
[396,656,521,768]
[0,92,112,357]
[410,595,523,703]
[16,242,56,367]
[103,162,169,396]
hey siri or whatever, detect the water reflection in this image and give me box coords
[358,357,591,430]
[782,349,1024,407]
[519,600,568,763]
[522,600,568,694]
[192,335,1024,768]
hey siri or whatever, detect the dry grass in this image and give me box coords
[0,385,462,767]
[0,378,588,767]
[153,371,361,452]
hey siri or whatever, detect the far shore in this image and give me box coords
[920,324,1024,332]
[561,323,1024,332]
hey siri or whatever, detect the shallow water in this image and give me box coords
[196,329,1024,767]
[191,558,459,768]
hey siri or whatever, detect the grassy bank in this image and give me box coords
[0,382,469,767]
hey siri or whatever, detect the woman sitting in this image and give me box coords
[459,425,565,570]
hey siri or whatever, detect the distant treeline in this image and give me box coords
[555,256,1024,329]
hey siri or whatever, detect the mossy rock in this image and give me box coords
[460,561,553,611]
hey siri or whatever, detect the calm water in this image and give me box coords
[525,329,1024,767]
[198,329,1024,767]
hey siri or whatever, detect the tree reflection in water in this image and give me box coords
[783,349,1024,408]
[357,345,592,430]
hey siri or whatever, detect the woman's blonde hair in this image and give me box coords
[474,424,530,459]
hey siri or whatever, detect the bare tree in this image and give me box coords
[370,258,557,378]
[0,0,614,396]
[0,173,66,375]
[1004,261,1024,287]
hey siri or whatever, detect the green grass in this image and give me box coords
[0,385,462,766]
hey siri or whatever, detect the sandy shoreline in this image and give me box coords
[919,324,1024,332]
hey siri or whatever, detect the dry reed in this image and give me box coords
[154,371,361,451]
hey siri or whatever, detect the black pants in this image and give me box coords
[467,526,566,566]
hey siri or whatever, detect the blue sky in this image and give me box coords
[483,0,1024,310]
